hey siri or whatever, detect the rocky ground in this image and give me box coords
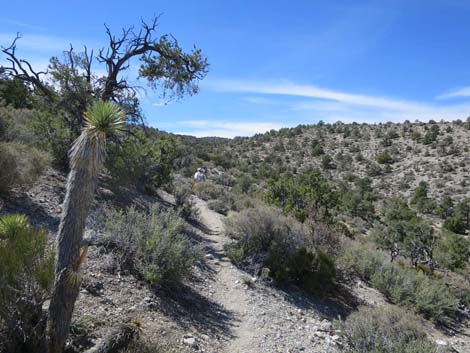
[2,169,470,352]
[72,195,345,353]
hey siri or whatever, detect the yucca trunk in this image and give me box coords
[46,134,102,353]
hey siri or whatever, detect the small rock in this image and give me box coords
[435,340,448,346]
[183,337,196,346]
[319,321,332,332]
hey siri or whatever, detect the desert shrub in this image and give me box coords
[340,241,459,322]
[97,206,201,286]
[208,191,235,215]
[422,126,439,145]
[443,216,466,234]
[0,78,33,109]
[410,181,436,214]
[339,306,438,353]
[413,275,459,322]
[192,181,225,201]
[442,198,470,235]
[0,142,50,194]
[376,151,394,164]
[321,154,334,169]
[365,162,382,176]
[0,106,38,144]
[267,247,335,292]
[234,173,254,194]
[435,232,470,271]
[172,183,199,221]
[340,178,376,220]
[106,131,179,194]
[265,169,337,223]
[30,111,73,168]
[311,139,324,156]
[438,196,454,219]
[0,214,55,353]
[231,195,256,212]
[338,241,385,281]
[225,205,336,293]
[374,198,436,265]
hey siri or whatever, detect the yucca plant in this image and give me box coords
[46,101,125,353]
[0,214,55,353]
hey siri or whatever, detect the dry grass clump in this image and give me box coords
[0,142,50,194]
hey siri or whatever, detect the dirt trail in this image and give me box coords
[191,196,339,353]
[192,197,263,353]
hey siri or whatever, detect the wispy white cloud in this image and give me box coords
[436,87,470,100]
[206,79,427,111]
[0,33,71,52]
[4,19,47,32]
[173,120,285,138]
[241,96,278,105]
[205,78,470,123]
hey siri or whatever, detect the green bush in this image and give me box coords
[0,106,38,144]
[435,232,470,271]
[30,110,73,168]
[338,241,385,281]
[376,151,394,164]
[207,189,236,215]
[0,142,50,194]
[0,214,55,353]
[97,205,201,286]
[225,205,336,293]
[193,181,225,201]
[339,306,438,353]
[443,216,466,235]
[339,241,459,322]
[172,183,199,221]
[321,154,334,169]
[265,169,337,223]
[106,131,178,193]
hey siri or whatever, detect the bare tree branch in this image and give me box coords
[1,33,54,98]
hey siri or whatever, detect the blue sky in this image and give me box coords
[2,0,470,137]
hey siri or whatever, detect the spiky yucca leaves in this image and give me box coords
[0,214,55,353]
[70,101,125,173]
[0,214,29,239]
[47,101,125,353]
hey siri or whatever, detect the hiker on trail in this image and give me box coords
[194,167,207,182]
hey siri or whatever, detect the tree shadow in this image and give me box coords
[0,193,60,232]
[153,284,236,339]
[188,218,220,236]
[266,282,362,322]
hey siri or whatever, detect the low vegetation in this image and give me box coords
[225,205,337,293]
[339,241,460,324]
[0,214,55,353]
[1,15,470,352]
[339,306,439,353]
[0,142,50,194]
[97,205,201,286]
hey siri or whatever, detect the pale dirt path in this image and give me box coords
[190,196,340,353]
[192,196,264,353]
